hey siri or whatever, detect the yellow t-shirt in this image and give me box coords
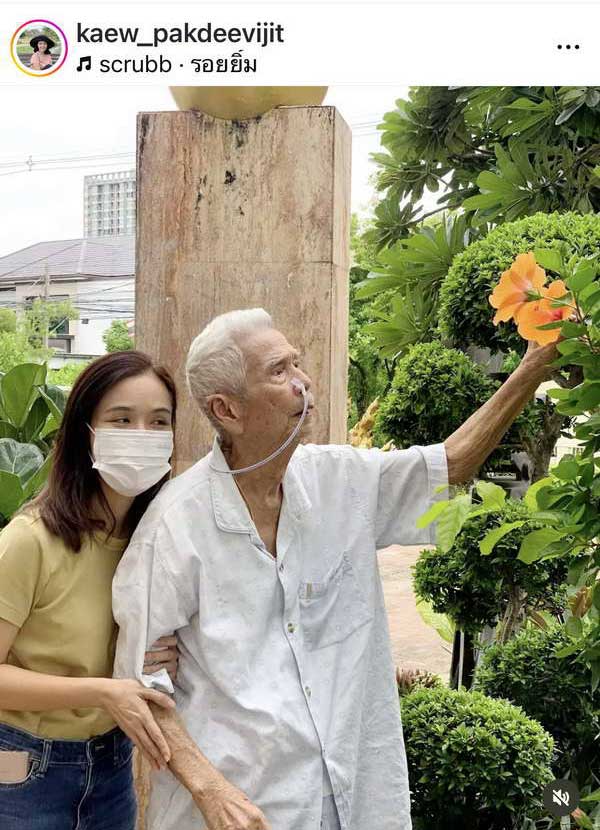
[0,512,127,739]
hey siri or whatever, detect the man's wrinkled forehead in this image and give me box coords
[243,328,299,372]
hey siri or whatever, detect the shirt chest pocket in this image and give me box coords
[298,554,373,650]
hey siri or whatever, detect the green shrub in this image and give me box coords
[401,686,554,830]
[48,361,89,388]
[103,320,133,353]
[438,211,600,353]
[413,499,568,636]
[372,341,541,470]
[474,626,600,775]
[0,363,65,527]
[373,341,494,447]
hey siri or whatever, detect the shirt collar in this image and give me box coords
[208,436,312,534]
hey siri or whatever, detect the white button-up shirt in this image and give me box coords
[112,438,448,830]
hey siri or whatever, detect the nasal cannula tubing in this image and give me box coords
[209,379,309,475]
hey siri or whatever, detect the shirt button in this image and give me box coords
[279,563,284,572]
[305,685,311,697]
[287,622,295,633]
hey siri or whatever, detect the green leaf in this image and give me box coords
[0,470,23,519]
[479,521,526,556]
[524,477,554,511]
[565,616,583,638]
[593,583,600,613]
[517,528,572,564]
[554,455,579,481]
[416,499,450,529]
[0,438,44,486]
[474,481,506,511]
[415,600,455,644]
[0,363,47,428]
[437,494,472,553]
[21,397,50,443]
[533,248,563,274]
[567,262,597,292]
[0,421,18,440]
[579,382,600,411]
[21,453,52,500]
[37,387,64,422]
[554,641,581,658]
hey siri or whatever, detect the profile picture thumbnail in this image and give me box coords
[11,20,68,76]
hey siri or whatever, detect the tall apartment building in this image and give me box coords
[83,170,136,237]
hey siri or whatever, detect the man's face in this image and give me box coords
[239,328,314,448]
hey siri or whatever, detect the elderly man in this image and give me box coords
[113,308,556,830]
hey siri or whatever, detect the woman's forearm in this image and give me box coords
[0,664,110,712]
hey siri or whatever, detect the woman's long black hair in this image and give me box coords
[30,350,177,552]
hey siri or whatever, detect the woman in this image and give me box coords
[29,35,55,71]
[0,351,180,829]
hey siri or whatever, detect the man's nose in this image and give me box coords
[294,369,312,393]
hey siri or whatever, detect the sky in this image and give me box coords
[0,85,410,258]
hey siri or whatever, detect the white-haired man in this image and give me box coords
[113,309,557,830]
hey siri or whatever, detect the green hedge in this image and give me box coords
[402,686,554,829]
[372,341,542,470]
[474,626,600,774]
[438,211,600,353]
[413,499,568,635]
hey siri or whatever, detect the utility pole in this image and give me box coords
[42,259,50,349]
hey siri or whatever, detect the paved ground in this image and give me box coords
[378,544,452,680]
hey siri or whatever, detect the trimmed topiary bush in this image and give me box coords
[413,499,568,636]
[373,341,495,448]
[401,686,554,830]
[474,626,600,776]
[438,211,600,353]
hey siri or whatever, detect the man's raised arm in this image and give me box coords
[444,340,558,485]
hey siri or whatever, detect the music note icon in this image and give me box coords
[77,56,92,72]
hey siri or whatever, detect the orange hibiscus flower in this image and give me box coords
[489,252,547,324]
[516,280,570,345]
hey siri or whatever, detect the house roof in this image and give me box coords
[0,236,135,286]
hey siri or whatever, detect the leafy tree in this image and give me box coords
[23,298,78,350]
[438,211,600,354]
[372,341,542,473]
[347,216,389,426]
[0,309,16,334]
[0,331,48,374]
[414,498,568,638]
[369,86,600,250]
[475,625,599,778]
[103,320,133,353]
[48,361,89,388]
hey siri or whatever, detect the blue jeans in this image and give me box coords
[0,722,136,830]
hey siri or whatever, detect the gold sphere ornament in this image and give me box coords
[169,86,328,120]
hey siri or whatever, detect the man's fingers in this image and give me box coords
[151,635,177,648]
[140,688,176,709]
[145,649,174,664]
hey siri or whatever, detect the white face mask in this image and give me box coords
[89,427,174,497]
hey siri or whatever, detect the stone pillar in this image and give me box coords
[135,106,351,472]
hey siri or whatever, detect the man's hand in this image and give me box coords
[144,635,179,682]
[521,338,560,379]
[194,777,271,830]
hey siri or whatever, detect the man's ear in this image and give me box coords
[207,394,245,436]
